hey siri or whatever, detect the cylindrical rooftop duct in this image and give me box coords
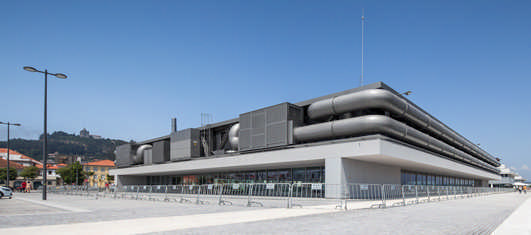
[293,115,498,173]
[229,123,240,150]
[134,144,152,164]
[306,89,499,167]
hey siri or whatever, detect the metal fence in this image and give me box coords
[47,183,514,209]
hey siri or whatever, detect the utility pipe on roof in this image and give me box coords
[306,89,499,167]
[134,144,152,164]
[293,115,499,173]
[228,123,240,150]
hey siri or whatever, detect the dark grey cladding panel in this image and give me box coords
[251,134,266,149]
[152,140,170,164]
[239,103,303,152]
[251,111,265,134]
[266,104,286,123]
[239,129,251,151]
[240,113,251,129]
[267,123,287,146]
[115,144,133,168]
[170,128,200,161]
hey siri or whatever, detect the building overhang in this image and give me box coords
[110,137,500,181]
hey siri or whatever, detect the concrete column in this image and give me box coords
[325,157,346,198]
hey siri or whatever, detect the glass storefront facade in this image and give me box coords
[401,170,482,186]
[146,166,325,185]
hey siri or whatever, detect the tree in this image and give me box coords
[56,162,86,185]
[84,171,95,184]
[106,174,114,182]
[0,167,18,182]
[20,166,39,179]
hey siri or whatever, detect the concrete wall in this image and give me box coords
[325,158,400,185]
[343,159,401,184]
[325,157,400,198]
[116,175,147,186]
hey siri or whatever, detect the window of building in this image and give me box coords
[400,170,480,187]
[267,170,279,182]
[293,168,306,183]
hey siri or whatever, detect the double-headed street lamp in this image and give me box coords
[0,121,21,188]
[23,66,68,200]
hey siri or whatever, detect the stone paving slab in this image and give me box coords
[0,192,527,234]
[0,197,65,216]
[157,193,529,235]
[0,207,337,235]
[492,195,531,234]
[0,193,260,228]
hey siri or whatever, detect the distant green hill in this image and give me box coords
[0,131,127,161]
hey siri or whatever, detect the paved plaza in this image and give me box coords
[0,192,529,234]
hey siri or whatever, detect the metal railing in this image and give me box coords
[46,183,513,209]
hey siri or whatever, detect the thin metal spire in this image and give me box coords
[360,8,365,87]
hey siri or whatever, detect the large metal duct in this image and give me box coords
[134,144,152,164]
[306,89,499,167]
[228,123,239,150]
[293,115,498,173]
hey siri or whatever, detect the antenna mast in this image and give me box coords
[360,8,365,87]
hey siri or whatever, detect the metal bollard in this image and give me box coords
[427,186,430,202]
[287,184,293,209]
[247,184,254,207]
[401,186,405,206]
[217,184,224,205]
[415,185,419,204]
[164,185,168,201]
[381,184,386,208]
[196,185,201,204]
[344,184,348,210]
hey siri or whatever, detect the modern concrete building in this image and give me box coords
[110,82,501,191]
[489,164,527,188]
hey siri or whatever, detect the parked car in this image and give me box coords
[0,186,13,199]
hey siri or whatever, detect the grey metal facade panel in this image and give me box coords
[251,134,266,149]
[170,128,200,161]
[251,111,265,131]
[152,140,170,163]
[266,104,285,123]
[239,102,303,152]
[239,129,251,151]
[115,144,133,168]
[267,122,287,146]
[240,113,251,129]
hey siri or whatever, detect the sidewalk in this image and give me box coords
[0,206,337,235]
[492,194,531,234]
[1,192,526,234]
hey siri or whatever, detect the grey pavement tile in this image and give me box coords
[150,193,529,235]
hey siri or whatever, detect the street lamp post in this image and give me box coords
[23,66,67,200]
[0,122,21,188]
[76,162,78,186]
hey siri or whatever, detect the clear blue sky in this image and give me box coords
[1,1,530,178]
